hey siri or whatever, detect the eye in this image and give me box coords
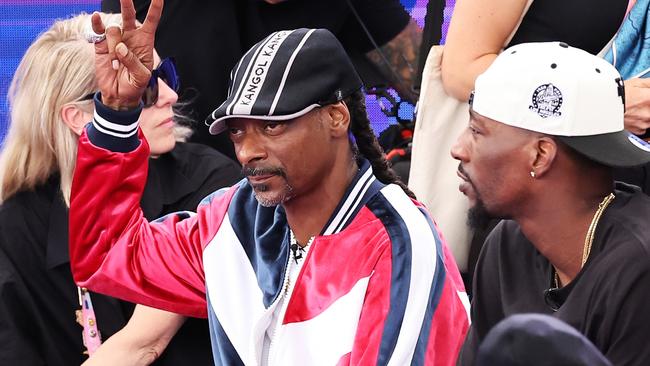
[228,126,244,138]
[468,125,481,135]
[263,121,286,135]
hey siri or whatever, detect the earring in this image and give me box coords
[530,171,536,178]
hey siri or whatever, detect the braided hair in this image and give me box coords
[345,90,416,200]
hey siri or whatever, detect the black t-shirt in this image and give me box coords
[459,183,650,366]
[509,0,628,55]
[101,0,410,160]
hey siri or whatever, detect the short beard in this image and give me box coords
[253,182,294,207]
[242,165,294,207]
[467,199,492,230]
[463,170,493,230]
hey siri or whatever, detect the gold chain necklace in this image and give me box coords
[554,192,615,288]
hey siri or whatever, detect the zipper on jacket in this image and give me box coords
[266,252,295,365]
[250,240,293,365]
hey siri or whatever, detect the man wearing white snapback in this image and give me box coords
[453,42,650,365]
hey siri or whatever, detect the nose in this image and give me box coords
[235,129,267,165]
[450,129,470,162]
[156,77,178,106]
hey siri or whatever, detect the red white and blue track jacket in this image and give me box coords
[69,99,470,365]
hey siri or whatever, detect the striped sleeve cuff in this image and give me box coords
[86,92,142,152]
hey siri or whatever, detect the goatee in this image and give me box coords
[467,199,492,230]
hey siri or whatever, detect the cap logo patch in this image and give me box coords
[529,83,563,118]
[628,134,650,152]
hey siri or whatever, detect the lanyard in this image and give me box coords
[76,287,102,355]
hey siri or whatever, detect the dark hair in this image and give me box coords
[345,90,416,200]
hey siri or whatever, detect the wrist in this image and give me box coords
[101,94,142,111]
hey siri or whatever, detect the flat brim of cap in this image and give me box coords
[206,103,321,135]
[558,130,650,168]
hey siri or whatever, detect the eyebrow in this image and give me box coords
[468,109,488,129]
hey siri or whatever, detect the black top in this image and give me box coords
[0,142,241,366]
[101,0,410,160]
[509,0,628,55]
[459,183,650,366]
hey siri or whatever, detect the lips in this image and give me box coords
[456,169,469,182]
[158,116,174,127]
[247,174,276,184]
[456,166,471,195]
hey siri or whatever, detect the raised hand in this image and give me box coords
[91,0,163,110]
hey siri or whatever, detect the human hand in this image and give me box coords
[92,0,163,110]
[623,78,650,135]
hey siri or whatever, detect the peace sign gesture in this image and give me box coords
[91,0,163,110]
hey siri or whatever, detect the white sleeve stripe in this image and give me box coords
[323,167,374,235]
[93,110,139,133]
[380,184,438,366]
[92,118,138,138]
[268,29,316,115]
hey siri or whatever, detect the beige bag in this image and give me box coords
[409,1,533,271]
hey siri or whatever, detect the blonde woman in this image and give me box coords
[0,13,240,365]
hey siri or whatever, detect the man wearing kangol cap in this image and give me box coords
[67,1,469,365]
[454,41,650,366]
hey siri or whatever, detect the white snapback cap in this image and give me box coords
[471,41,650,168]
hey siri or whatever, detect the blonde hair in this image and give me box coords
[0,13,192,206]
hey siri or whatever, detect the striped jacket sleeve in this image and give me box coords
[342,187,470,365]
[69,95,231,318]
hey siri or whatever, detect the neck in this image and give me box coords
[517,182,613,286]
[283,154,359,246]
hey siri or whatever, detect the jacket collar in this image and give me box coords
[320,159,384,235]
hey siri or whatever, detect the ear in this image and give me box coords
[326,102,351,138]
[60,104,92,136]
[530,136,558,178]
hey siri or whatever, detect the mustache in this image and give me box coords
[458,163,469,181]
[458,163,477,188]
[241,165,287,178]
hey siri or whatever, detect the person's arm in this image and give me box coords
[441,0,529,101]
[70,0,230,317]
[344,207,469,364]
[365,19,422,104]
[82,305,185,366]
[622,78,650,135]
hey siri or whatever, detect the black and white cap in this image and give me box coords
[206,28,363,135]
[472,41,650,168]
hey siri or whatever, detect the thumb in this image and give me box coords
[116,43,151,88]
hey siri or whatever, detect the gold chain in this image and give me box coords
[554,192,615,288]
[581,193,615,267]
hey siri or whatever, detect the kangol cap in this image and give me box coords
[206,28,363,135]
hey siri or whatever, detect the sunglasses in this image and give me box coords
[80,57,179,107]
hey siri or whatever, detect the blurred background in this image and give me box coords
[0,0,455,141]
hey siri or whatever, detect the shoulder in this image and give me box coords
[169,142,240,172]
[154,142,242,201]
[0,184,54,231]
[0,183,58,260]
[603,184,650,257]
[482,219,527,254]
[368,184,443,258]
[475,220,536,276]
